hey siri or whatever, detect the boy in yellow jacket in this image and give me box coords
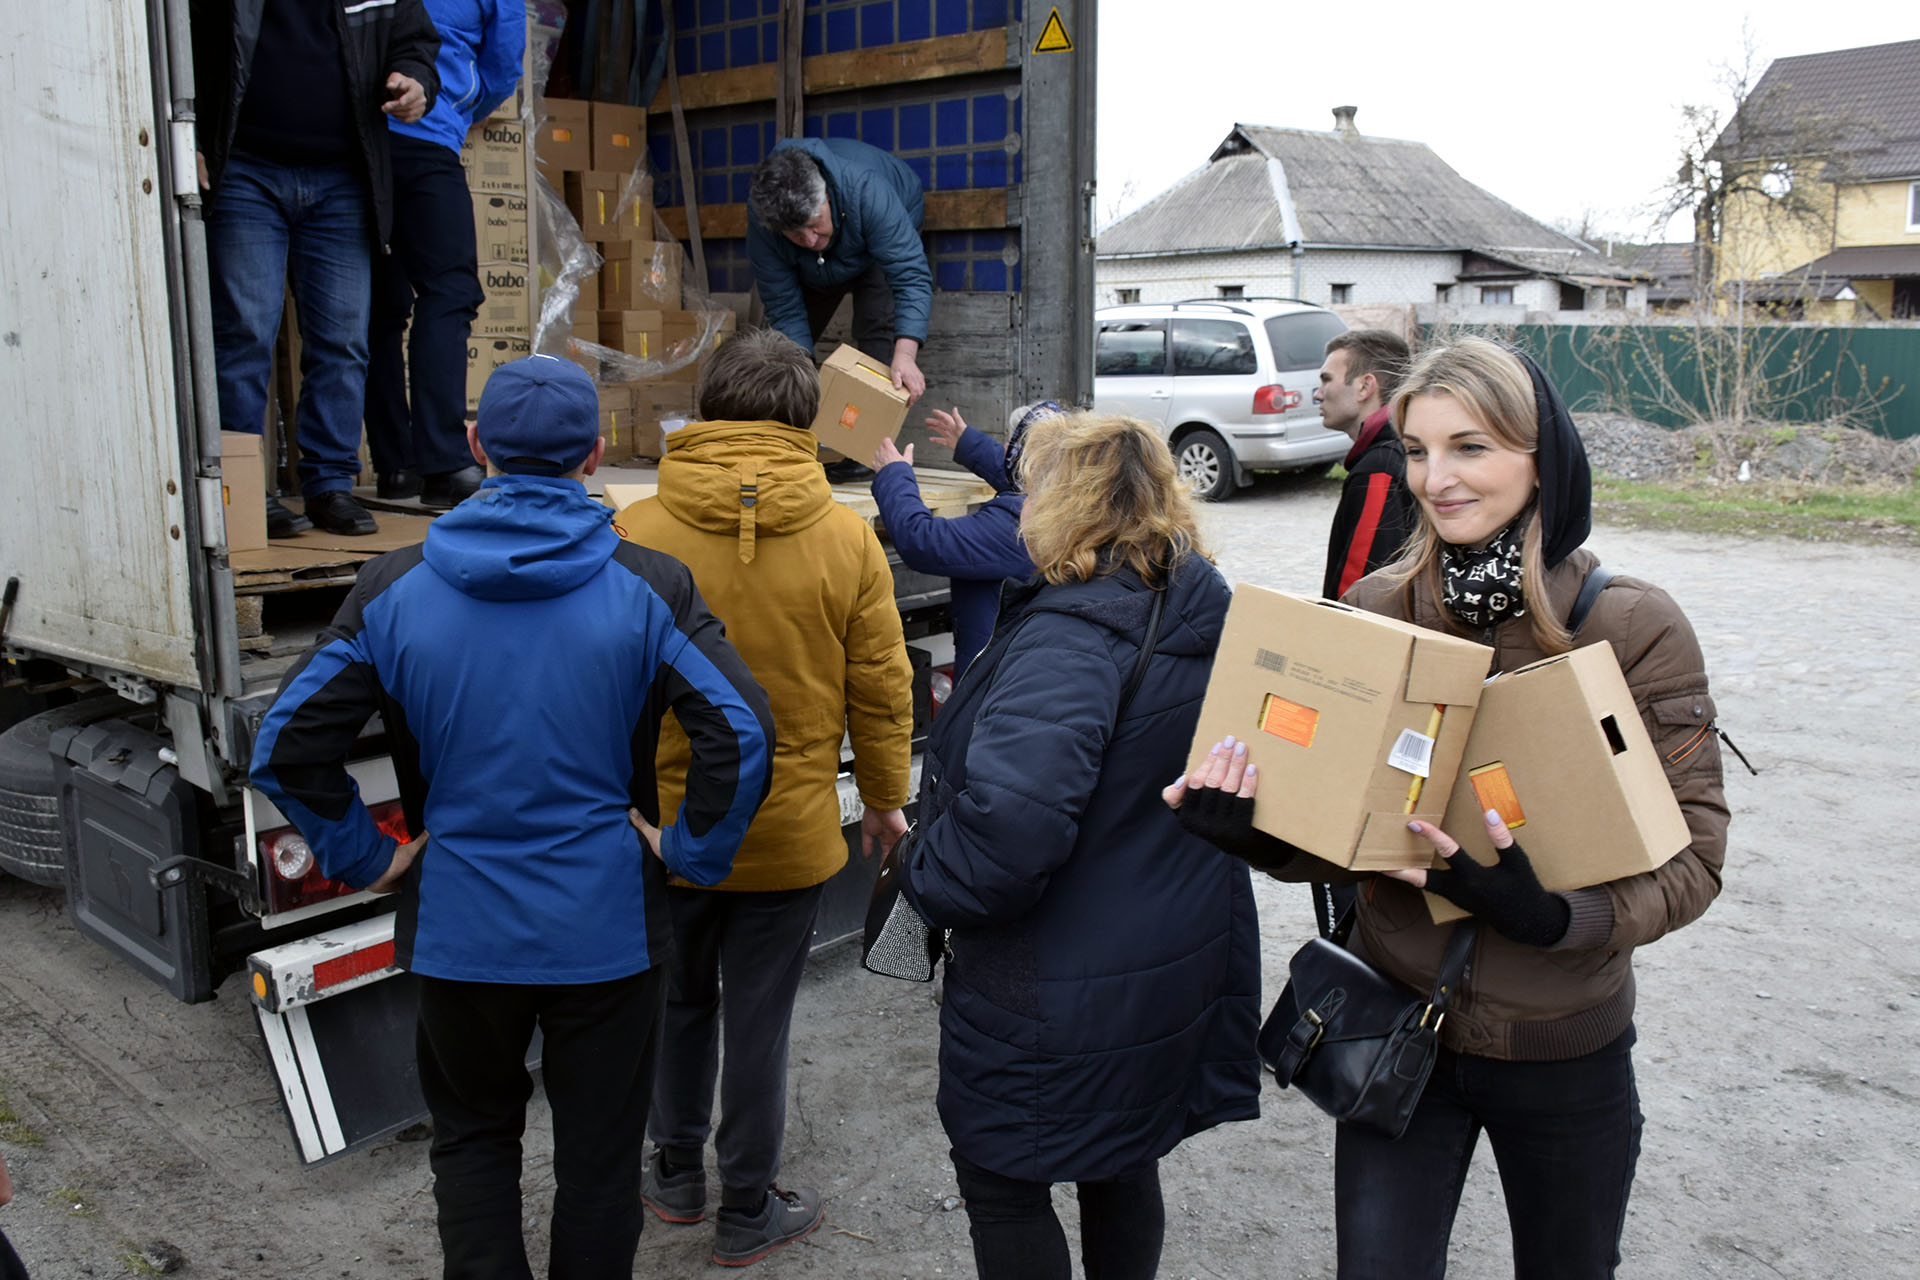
[613,328,914,1267]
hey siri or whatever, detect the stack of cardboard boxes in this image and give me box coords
[460,74,536,414]
[539,99,733,462]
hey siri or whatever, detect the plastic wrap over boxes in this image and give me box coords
[1188,587,1493,870]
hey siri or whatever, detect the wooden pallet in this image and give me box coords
[599,465,996,536]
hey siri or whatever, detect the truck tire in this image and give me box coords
[0,697,130,885]
[1175,428,1236,503]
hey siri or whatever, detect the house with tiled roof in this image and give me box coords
[1097,109,1644,318]
[1711,38,1920,318]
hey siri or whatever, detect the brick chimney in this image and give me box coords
[1332,105,1359,136]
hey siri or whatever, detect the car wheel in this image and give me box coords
[1175,429,1235,502]
[0,697,129,886]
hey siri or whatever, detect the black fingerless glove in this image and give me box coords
[1424,837,1570,947]
[1175,787,1301,873]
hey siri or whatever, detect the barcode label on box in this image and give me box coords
[1387,728,1435,778]
[1254,648,1287,675]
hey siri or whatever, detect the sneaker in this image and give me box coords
[641,1150,707,1224]
[712,1184,823,1267]
[265,495,312,540]
[305,490,378,536]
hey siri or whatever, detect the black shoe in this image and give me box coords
[376,470,423,500]
[305,491,378,536]
[822,459,875,483]
[420,465,484,510]
[711,1184,823,1267]
[265,495,312,540]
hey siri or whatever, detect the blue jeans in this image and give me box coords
[1334,1027,1643,1280]
[205,150,372,496]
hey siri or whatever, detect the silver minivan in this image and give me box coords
[1093,299,1350,500]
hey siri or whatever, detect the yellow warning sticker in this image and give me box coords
[1034,7,1073,54]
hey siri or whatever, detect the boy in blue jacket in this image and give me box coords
[251,355,772,1279]
[367,0,527,509]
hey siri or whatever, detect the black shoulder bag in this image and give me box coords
[1259,562,1617,1137]
[861,587,1167,981]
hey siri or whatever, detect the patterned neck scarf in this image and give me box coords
[1441,516,1530,630]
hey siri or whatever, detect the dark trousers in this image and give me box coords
[367,133,485,478]
[649,881,824,1207]
[1,1228,26,1280]
[950,1151,1165,1280]
[1334,1027,1643,1280]
[802,263,896,360]
[417,967,664,1280]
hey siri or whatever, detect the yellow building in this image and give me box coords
[1711,38,1920,321]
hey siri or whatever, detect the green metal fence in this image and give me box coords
[1422,322,1918,440]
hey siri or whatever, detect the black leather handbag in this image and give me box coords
[1257,910,1477,1139]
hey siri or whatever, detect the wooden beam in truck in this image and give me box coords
[658,189,1007,240]
[648,30,1009,114]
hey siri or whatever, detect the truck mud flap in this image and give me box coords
[249,915,538,1167]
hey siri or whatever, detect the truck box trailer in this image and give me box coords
[0,0,1094,1164]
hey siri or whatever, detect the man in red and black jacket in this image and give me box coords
[1316,328,1417,601]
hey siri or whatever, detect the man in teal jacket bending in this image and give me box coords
[747,137,932,407]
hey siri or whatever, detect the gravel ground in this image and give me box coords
[1576,415,1920,486]
[2,474,1917,1279]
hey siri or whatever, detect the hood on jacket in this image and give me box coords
[1001,553,1226,663]
[657,419,837,562]
[422,475,617,601]
[1508,346,1592,568]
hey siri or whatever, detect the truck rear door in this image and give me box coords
[0,1,213,693]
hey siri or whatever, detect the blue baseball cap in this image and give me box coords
[476,355,600,475]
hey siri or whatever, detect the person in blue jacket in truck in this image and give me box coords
[747,137,933,410]
[250,355,773,1280]
[366,0,527,511]
[868,402,1061,674]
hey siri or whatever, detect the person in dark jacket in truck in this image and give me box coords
[1170,337,1728,1280]
[250,356,773,1280]
[903,412,1261,1280]
[191,0,441,538]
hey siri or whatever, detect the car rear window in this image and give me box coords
[1171,319,1257,376]
[1264,312,1349,371]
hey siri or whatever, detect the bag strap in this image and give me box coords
[1568,564,1615,637]
[1116,586,1166,720]
[1327,904,1477,1017]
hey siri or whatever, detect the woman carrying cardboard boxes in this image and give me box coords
[1170,336,1729,1279]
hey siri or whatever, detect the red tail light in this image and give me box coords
[1253,385,1302,415]
[259,801,411,915]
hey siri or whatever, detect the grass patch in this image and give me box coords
[52,1185,98,1216]
[0,1088,45,1146]
[117,1251,165,1277]
[1593,476,1920,544]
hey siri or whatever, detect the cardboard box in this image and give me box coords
[1188,587,1493,870]
[472,192,528,264]
[657,309,737,383]
[590,102,647,173]
[599,240,682,310]
[633,383,698,455]
[810,344,911,461]
[465,335,532,414]
[537,98,593,181]
[220,431,267,552]
[598,309,667,362]
[476,262,535,336]
[1426,642,1692,922]
[565,171,652,241]
[596,383,637,459]
[460,117,528,194]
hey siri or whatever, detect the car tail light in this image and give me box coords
[258,801,411,915]
[929,667,954,717]
[1252,385,1302,415]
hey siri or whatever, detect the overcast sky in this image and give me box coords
[1093,1,1916,245]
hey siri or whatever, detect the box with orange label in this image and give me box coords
[537,98,593,182]
[599,240,682,310]
[590,102,647,173]
[809,343,910,462]
[1188,586,1492,869]
[1426,641,1691,922]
